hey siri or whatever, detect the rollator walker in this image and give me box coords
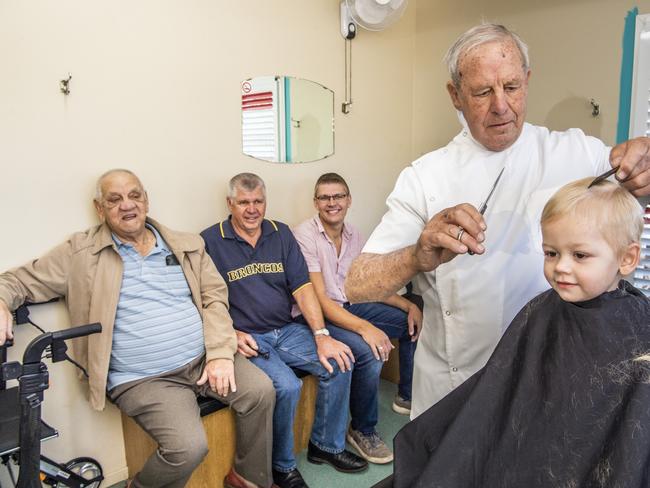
[0,304,103,488]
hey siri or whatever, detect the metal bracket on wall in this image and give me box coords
[590,98,600,117]
[60,73,72,95]
[342,38,353,114]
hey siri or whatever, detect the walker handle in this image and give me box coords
[52,322,102,342]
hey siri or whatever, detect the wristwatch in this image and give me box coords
[313,328,330,337]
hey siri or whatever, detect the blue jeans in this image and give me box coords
[330,302,416,435]
[249,322,352,472]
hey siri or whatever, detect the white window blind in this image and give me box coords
[630,14,650,295]
[241,76,285,161]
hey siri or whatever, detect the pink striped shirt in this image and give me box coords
[292,215,365,306]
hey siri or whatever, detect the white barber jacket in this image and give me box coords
[364,123,610,418]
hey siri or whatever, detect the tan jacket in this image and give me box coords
[0,218,237,410]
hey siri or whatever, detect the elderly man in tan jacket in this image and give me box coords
[0,169,275,488]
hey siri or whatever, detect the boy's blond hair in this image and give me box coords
[541,177,644,255]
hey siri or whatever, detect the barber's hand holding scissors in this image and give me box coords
[413,203,486,272]
[609,137,650,196]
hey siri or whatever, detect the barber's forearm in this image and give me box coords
[345,248,419,303]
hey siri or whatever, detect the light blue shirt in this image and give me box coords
[107,225,205,390]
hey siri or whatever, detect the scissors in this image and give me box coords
[587,166,619,189]
[467,167,505,255]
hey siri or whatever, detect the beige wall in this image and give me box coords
[412,0,650,159]
[0,0,415,484]
[2,0,647,484]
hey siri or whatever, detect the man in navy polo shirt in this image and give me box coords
[201,173,367,488]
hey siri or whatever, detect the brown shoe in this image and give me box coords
[224,468,279,488]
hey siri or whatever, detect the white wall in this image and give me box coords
[0,1,415,484]
[412,0,650,159]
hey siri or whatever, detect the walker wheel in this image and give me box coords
[54,457,103,488]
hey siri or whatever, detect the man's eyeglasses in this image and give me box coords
[315,193,348,203]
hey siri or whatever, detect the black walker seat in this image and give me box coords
[196,395,226,417]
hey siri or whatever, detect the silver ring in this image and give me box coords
[456,227,465,241]
[378,346,383,350]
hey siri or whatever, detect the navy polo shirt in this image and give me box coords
[201,217,311,334]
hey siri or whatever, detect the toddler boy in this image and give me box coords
[383,177,650,487]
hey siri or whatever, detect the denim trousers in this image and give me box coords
[249,322,352,472]
[329,302,416,435]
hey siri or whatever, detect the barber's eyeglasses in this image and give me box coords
[315,193,348,203]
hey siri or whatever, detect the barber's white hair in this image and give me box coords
[228,173,266,199]
[444,23,530,88]
[95,169,144,201]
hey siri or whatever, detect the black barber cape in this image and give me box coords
[390,281,650,488]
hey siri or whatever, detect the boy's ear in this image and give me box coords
[619,242,641,276]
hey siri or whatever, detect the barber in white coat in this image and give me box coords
[345,23,650,419]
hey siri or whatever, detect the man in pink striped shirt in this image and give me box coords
[292,173,422,465]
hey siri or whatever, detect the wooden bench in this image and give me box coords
[122,333,408,488]
[121,373,317,488]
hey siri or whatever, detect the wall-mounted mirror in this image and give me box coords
[241,76,334,163]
